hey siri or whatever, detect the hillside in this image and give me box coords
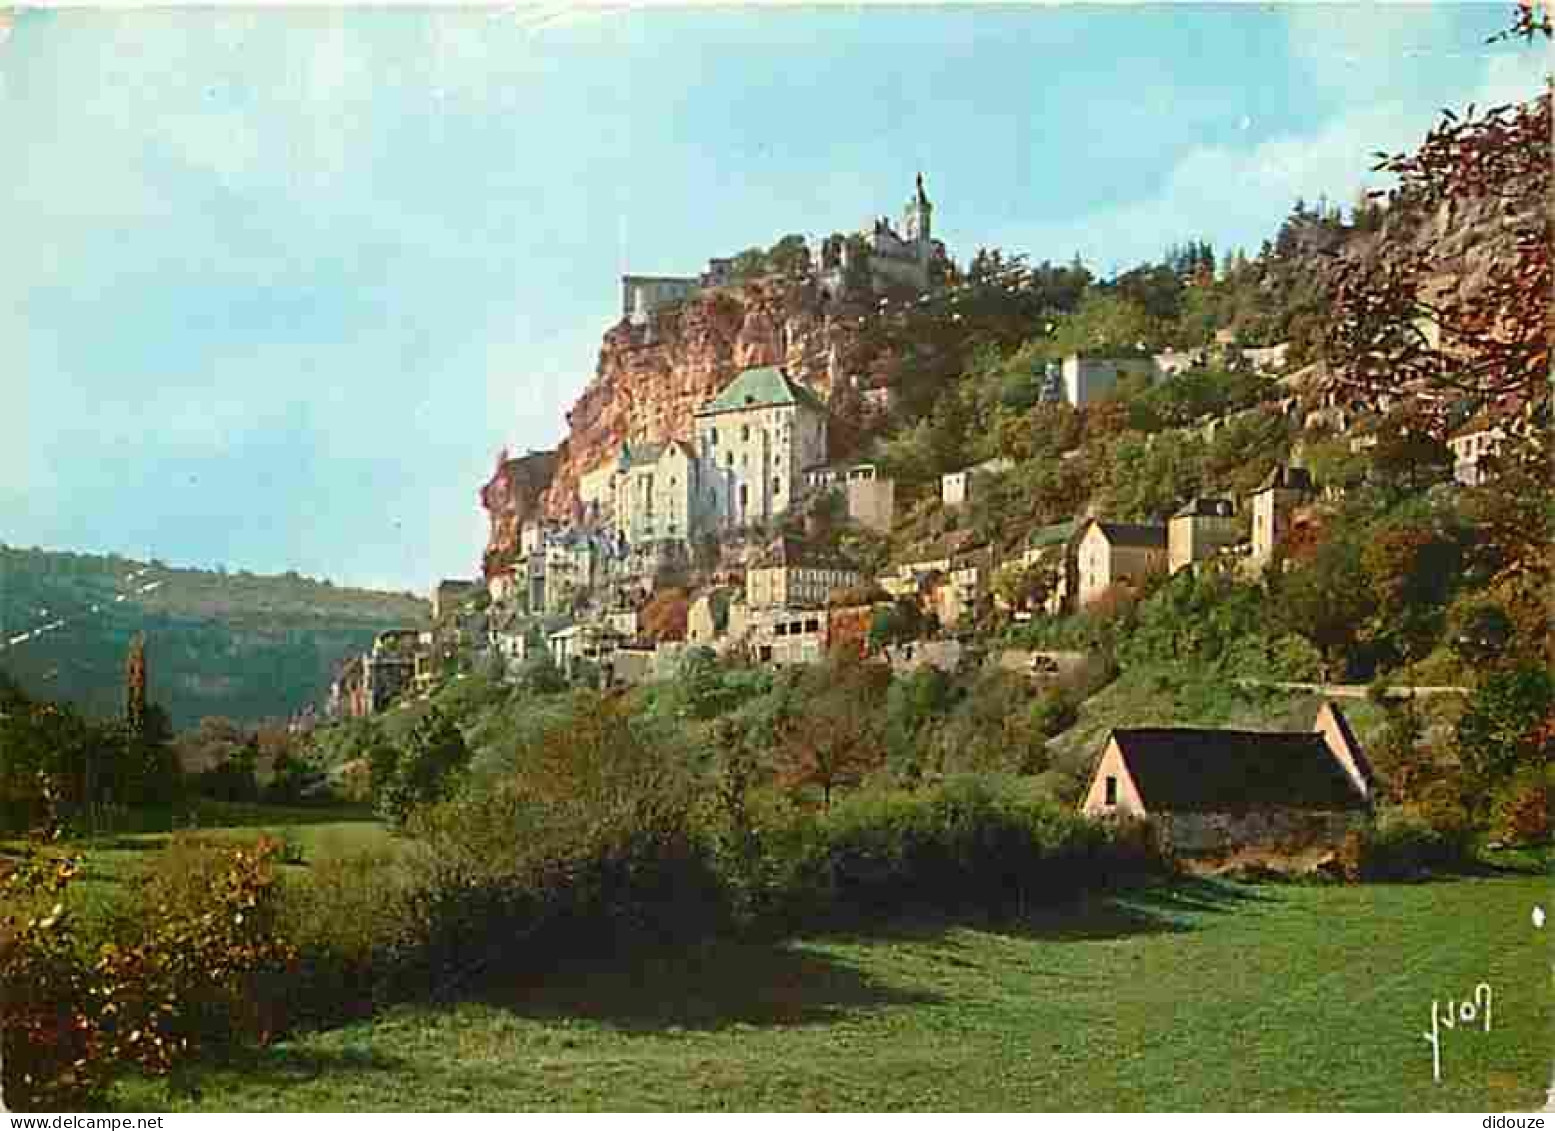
[0,546,429,728]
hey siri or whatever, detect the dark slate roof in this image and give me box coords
[1173,497,1235,519]
[1254,464,1314,493]
[695,366,827,417]
[1110,728,1368,813]
[1091,521,1167,550]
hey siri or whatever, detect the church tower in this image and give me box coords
[902,172,933,258]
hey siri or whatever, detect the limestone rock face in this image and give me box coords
[541,278,857,520]
[480,449,557,576]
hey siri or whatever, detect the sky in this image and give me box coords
[1,2,1545,594]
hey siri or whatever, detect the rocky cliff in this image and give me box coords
[480,448,558,576]
[541,277,866,520]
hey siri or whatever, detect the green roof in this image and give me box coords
[1027,520,1078,548]
[695,366,827,417]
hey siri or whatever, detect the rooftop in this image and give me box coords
[1109,727,1368,813]
[694,366,828,418]
[1087,521,1167,550]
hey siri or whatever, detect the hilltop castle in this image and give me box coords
[619,173,942,328]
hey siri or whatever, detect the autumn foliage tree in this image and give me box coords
[1322,6,1551,442]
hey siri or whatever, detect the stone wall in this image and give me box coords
[1156,809,1363,857]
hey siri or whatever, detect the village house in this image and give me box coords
[1448,413,1506,487]
[802,461,897,533]
[612,439,701,547]
[547,623,623,680]
[933,545,994,629]
[1079,702,1374,858]
[940,457,1014,508]
[883,638,964,676]
[694,366,829,531]
[1059,352,1160,407]
[745,536,862,610]
[432,579,480,622]
[1075,520,1168,609]
[1248,464,1314,568]
[686,587,735,645]
[746,606,829,667]
[1167,497,1240,576]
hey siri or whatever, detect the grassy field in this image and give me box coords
[114,863,1551,1112]
[1,801,393,924]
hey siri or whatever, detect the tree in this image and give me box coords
[125,632,148,738]
[377,707,471,826]
[774,690,885,809]
[1273,536,1377,677]
[766,233,811,278]
[1454,663,1553,799]
[1322,11,1550,440]
[991,562,1052,617]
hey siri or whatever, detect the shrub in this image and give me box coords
[1339,807,1474,881]
[1489,769,1549,846]
[280,844,417,1022]
[1,828,297,1110]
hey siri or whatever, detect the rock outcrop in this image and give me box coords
[480,448,558,576]
[541,277,863,521]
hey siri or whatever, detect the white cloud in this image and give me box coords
[994,45,1549,270]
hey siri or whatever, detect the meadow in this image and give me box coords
[111,856,1549,1112]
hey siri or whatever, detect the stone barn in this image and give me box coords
[1080,703,1373,858]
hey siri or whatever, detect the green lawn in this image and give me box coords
[2,801,394,925]
[115,865,1552,1112]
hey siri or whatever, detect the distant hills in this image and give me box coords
[0,546,430,729]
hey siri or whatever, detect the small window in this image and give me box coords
[742,424,751,441]
[711,428,719,445]
[773,476,782,496]
[1104,776,1118,807]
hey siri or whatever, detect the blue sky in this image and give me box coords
[1,3,1544,593]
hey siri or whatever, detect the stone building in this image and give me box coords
[1060,353,1160,407]
[941,457,1014,508]
[612,439,701,547]
[1448,414,1506,487]
[745,606,829,667]
[817,173,940,296]
[694,366,828,530]
[432,579,480,622]
[1167,497,1240,576]
[1080,703,1374,858]
[621,275,701,328]
[1075,520,1168,609]
[801,461,897,533]
[1249,464,1314,567]
[745,536,861,610]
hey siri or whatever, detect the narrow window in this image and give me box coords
[1104,776,1118,807]
[773,476,781,496]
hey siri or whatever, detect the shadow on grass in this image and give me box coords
[473,878,1269,1035]
[479,938,944,1033]
[814,875,1275,947]
[157,1043,409,1107]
